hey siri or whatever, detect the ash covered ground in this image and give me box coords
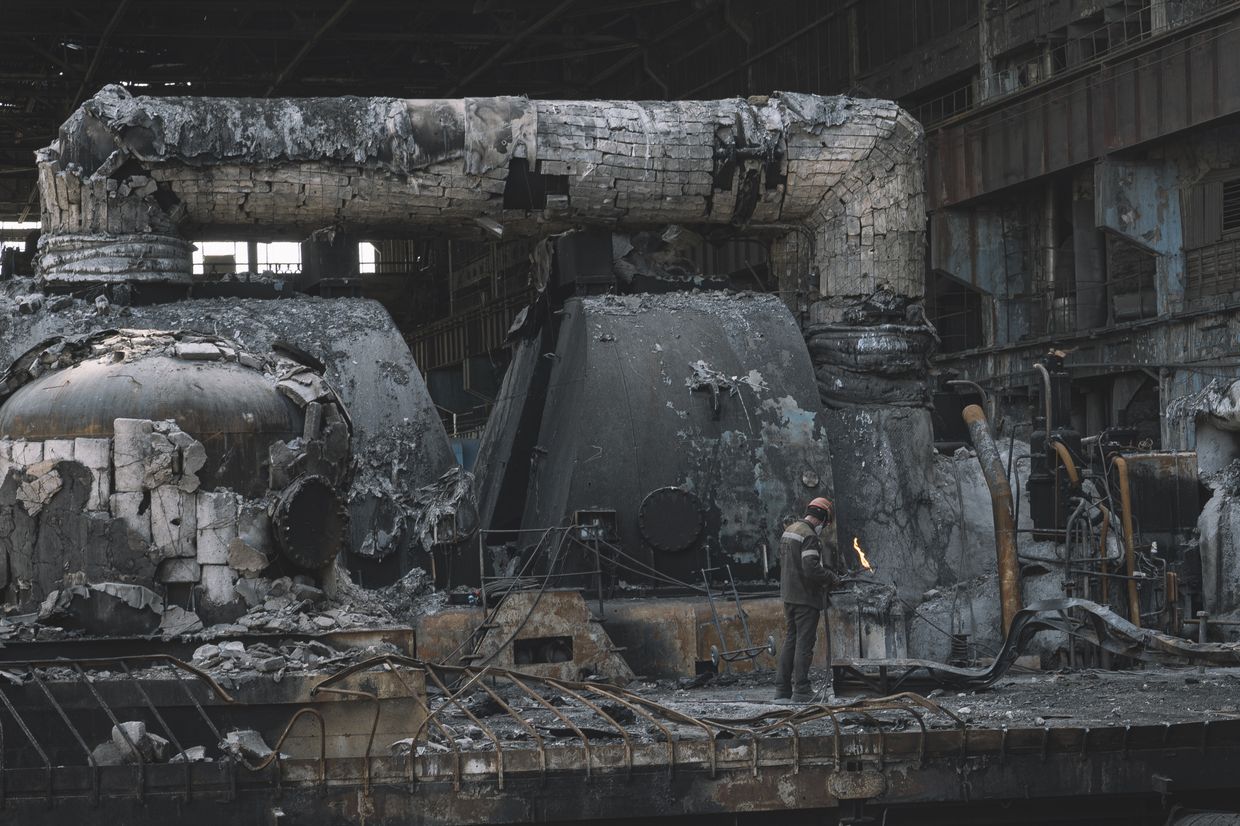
[655,665,1240,729]
[393,664,1240,756]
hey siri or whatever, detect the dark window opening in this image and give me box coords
[1105,232,1158,320]
[925,270,984,353]
[513,635,574,665]
[1119,376,1162,449]
[502,157,568,210]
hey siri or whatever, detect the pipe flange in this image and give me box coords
[273,474,349,570]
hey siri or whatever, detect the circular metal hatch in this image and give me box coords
[638,486,705,553]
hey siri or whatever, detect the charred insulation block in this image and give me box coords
[476,291,832,585]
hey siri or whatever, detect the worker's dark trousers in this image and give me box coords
[776,603,826,696]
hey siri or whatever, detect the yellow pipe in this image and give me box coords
[1111,455,1142,628]
[962,404,1022,635]
[1098,505,1110,605]
[1050,440,1080,485]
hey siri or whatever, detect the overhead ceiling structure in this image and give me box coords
[0,0,873,223]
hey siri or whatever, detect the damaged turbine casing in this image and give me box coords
[0,329,354,627]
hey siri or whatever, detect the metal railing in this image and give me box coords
[315,654,964,789]
[0,654,233,803]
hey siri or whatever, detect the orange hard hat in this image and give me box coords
[807,497,833,522]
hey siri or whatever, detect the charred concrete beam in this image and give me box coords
[35,85,924,306]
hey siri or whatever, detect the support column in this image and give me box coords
[1072,176,1107,331]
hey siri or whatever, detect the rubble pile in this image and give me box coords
[84,719,283,768]
[188,635,406,681]
[373,565,446,626]
[194,567,400,637]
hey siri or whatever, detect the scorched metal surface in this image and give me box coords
[482,291,833,584]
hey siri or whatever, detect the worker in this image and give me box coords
[774,496,839,703]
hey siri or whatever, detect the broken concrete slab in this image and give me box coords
[228,538,271,575]
[158,604,204,636]
[90,740,125,767]
[112,720,171,763]
[303,401,323,440]
[11,440,43,466]
[112,418,153,492]
[42,439,74,462]
[150,485,197,557]
[169,746,209,763]
[156,557,201,583]
[255,654,286,673]
[323,421,349,464]
[167,428,206,491]
[268,439,303,490]
[16,462,62,516]
[72,437,111,468]
[38,583,164,635]
[200,563,239,606]
[220,729,283,764]
[143,431,179,489]
[236,500,273,556]
[234,576,271,609]
[109,490,151,542]
[291,582,326,605]
[73,437,112,509]
[173,342,225,360]
[192,643,220,661]
[277,374,330,406]
[196,490,238,564]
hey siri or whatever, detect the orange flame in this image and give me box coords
[853,537,873,571]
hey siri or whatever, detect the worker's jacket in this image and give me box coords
[779,519,838,608]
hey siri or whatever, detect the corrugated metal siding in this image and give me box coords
[1182,180,1223,250]
[929,7,1240,208]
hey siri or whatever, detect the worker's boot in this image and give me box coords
[790,691,815,703]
